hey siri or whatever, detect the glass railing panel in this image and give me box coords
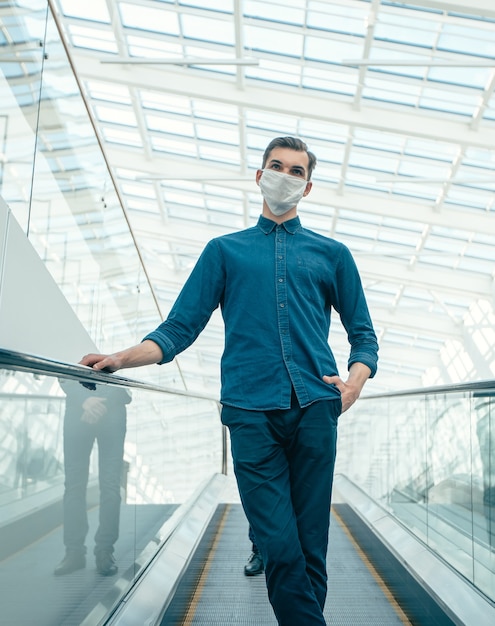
[424,391,475,581]
[336,383,495,605]
[472,391,495,599]
[0,0,47,231]
[0,4,185,389]
[0,366,223,626]
[386,395,429,544]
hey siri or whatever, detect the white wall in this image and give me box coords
[0,197,97,363]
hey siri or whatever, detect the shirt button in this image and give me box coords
[280,303,285,308]
[278,278,283,282]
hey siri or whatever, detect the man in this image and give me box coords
[54,380,131,576]
[80,137,378,624]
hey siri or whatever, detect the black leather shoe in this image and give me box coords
[54,551,86,576]
[95,551,118,576]
[244,550,264,576]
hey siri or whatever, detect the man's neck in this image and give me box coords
[262,203,298,224]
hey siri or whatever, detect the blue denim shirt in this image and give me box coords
[143,215,378,410]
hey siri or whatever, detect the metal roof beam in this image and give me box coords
[72,53,495,151]
[106,148,495,236]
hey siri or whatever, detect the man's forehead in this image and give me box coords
[267,147,309,169]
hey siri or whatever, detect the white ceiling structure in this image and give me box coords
[6,0,495,395]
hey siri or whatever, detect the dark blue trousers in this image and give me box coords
[222,396,340,626]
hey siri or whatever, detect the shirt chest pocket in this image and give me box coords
[295,257,328,303]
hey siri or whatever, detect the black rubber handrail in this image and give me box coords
[363,378,495,399]
[0,348,218,402]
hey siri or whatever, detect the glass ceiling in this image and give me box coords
[3,0,495,394]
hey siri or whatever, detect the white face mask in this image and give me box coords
[259,169,308,216]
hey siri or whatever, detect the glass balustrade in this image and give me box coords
[336,384,495,602]
[0,364,223,625]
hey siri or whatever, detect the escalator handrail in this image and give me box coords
[0,347,218,402]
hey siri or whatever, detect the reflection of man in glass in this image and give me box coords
[475,396,495,550]
[54,380,131,576]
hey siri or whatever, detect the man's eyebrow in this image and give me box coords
[268,159,307,173]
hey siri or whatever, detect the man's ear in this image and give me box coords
[255,169,263,186]
[303,181,313,196]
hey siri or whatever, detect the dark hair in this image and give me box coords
[261,136,317,180]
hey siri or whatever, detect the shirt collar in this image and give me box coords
[257,214,301,235]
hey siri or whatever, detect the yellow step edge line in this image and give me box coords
[332,505,413,625]
[181,503,232,626]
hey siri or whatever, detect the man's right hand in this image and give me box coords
[79,340,163,373]
[79,353,122,372]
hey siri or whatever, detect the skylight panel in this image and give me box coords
[245,25,303,56]
[427,65,491,89]
[120,3,180,36]
[397,160,450,180]
[305,35,361,65]
[198,144,240,165]
[457,256,494,274]
[180,0,233,11]
[203,185,243,200]
[444,187,494,210]
[386,183,439,202]
[310,165,340,185]
[205,197,242,214]
[306,1,367,36]
[404,138,457,162]
[141,91,192,115]
[86,80,131,105]
[126,35,183,58]
[181,14,235,45]
[299,119,347,142]
[246,60,301,86]
[67,24,117,53]
[438,23,495,57]
[244,0,306,26]
[192,100,238,124]
[309,143,345,165]
[362,77,421,107]
[58,0,110,22]
[419,87,478,116]
[335,220,381,242]
[181,44,237,63]
[95,104,136,127]
[484,103,495,121]
[126,197,160,214]
[196,124,238,145]
[348,150,399,175]
[151,136,198,158]
[374,13,439,48]
[354,129,404,153]
[102,126,142,147]
[121,181,156,199]
[297,211,334,233]
[165,190,205,209]
[180,0,234,13]
[147,114,195,138]
[245,111,298,134]
[302,66,357,95]
[463,147,495,168]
